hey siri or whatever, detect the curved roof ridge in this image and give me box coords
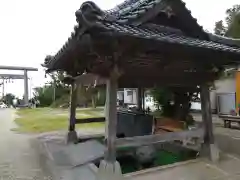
[104,0,153,22]
[208,33,240,48]
[105,0,149,16]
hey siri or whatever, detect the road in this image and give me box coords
[0,109,52,180]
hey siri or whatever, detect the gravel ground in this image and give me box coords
[0,109,52,180]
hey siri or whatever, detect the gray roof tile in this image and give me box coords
[44,0,240,68]
[98,21,240,54]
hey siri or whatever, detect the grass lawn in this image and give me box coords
[14,107,104,133]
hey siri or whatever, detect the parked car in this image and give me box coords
[0,102,8,108]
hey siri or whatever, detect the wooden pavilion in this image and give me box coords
[43,0,240,178]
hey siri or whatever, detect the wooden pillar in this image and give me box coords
[69,82,78,131]
[97,67,122,180]
[137,88,143,110]
[67,82,79,144]
[200,84,219,161]
[105,70,118,162]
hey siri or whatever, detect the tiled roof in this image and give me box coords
[45,0,205,67]
[96,21,240,54]
[105,0,162,22]
[208,33,240,48]
[44,0,240,68]
[104,0,199,27]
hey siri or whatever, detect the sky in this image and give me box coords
[0,0,239,98]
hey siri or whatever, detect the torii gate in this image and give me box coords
[0,65,38,105]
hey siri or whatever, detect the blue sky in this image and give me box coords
[0,0,239,98]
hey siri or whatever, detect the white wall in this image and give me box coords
[214,78,236,93]
[211,77,236,111]
[210,90,216,110]
[133,90,137,104]
[117,91,124,100]
[123,88,137,104]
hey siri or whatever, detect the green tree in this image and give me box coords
[151,87,173,117]
[226,12,240,38]
[225,5,240,28]
[48,71,68,88]
[151,87,199,125]
[214,4,240,38]
[33,86,53,107]
[214,4,240,79]
[214,20,226,35]
[2,93,16,106]
[43,55,104,108]
[77,85,103,108]
[33,83,69,107]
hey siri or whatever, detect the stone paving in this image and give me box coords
[0,109,52,180]
[127,154,240,180]
[2,108,240,180]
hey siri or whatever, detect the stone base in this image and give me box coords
[66,131,78,144]
[201,143,220,162]
[209,144,220,162]
[96,160,123,180]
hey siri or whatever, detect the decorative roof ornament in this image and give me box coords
[44,55,53,65]
[75,1,104,27]
[163,6,175,18]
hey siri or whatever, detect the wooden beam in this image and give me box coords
[121,71,216,78]
[97,32,239,63]
[115,128,204,148]
[117,77,212,88]
[74,73,107,86]
[75,117,105,124]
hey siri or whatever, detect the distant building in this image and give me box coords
[211,75,236,115]
[117,79,238,114]
[117,88,156,111]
